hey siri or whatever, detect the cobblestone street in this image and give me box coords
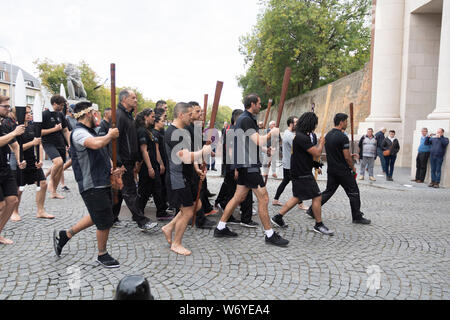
[1,164,449,300]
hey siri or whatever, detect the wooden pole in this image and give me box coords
[263,99,273,129]
[265,67,291,185]
[192,82,223,227]
[314,84,333,180]
[350,102,355,154]
[111,63,117,169]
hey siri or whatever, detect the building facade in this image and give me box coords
[0,62,41,105]
[357,0,450,186]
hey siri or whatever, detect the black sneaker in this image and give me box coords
[53,230,69,257]
[313,224,334,236]
[227,215,240,225]
[305,207,314,219]
[271,214,288,229]
[352,217,371,225]
[240,221,259,228]
[196,218,216,229]
[96,252,120,269]
[214,226,238,238]
[265,232,289,247]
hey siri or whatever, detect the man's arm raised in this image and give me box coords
[83,128,119,150]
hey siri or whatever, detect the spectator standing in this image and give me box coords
[415,128,431,183]
[358,128,377,181]
[381,130,400,181]
[375,128,387,174]
[425,128,449,188]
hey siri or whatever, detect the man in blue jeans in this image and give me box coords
[425,128,449,188]
[375,128,387,173]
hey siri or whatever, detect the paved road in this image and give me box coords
[1,164,449,300]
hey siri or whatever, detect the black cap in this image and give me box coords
[114,275,154,300]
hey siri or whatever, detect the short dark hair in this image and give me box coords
[287,116,297,127]
[50,94,66,106]
[104,108,111,112]
[155,100,167,108]
[188,101,200,107]
[173,102,191,118]
[231,109,244,125]
[243,94,259,109]
[334,113,348,126]
[367,128,373,131]
[389,130,396,134]
[155,107,166,117]
[73,101,93,120]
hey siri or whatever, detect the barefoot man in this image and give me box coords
[161,102,211,255]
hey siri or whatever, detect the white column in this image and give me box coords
[428,0,450,120]
[365,0,405,122]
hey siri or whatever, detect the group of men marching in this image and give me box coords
[0,90,371,268]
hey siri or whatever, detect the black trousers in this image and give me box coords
[274,168,291,200]
[137,167,168,216]
[415,152,430,181]
[321,172,362,220]
[112,163,148,226]
[160,170,169,207]
[216,169,253,223]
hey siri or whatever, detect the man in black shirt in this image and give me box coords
[306,113,371,224]
[271,112,333,235]
[161,102,211,255]
[41,94,70,199]
[214,94,289,247]
[112,89,157,232]
[0,96,26,244]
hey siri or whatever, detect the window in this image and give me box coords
[26,80,34,87]
[26,95,35,105]
[0,71,5,81]
[2,89,6,96]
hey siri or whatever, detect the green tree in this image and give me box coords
[239,0,371,107]
[206,105,233,129]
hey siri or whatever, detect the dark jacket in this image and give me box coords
[381,137,400,156]
[116,104,139,165]
[375,131,385,148]
[425,136,449,158]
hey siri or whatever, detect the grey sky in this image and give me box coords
[1,0,263,109]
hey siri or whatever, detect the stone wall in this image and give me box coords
[258,63,371,138]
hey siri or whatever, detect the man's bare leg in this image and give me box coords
[49,157,64,199]
[36,181,54,219]
[10,190,23,222]
[96,229,110,255]
[66,215,95,240]
[0,196,19,244]
[310,196,323,223]
[219,185,249,223]
[170,206,194,255]
[279,196,301,216]
[252,186,271,230]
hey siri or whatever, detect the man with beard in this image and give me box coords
[214,94,289,247]
[161,102,211,255]
[306,113,371,225]
[53,101,121,268]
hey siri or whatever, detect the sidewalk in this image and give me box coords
[206,159,448,192]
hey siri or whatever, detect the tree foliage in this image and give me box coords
[238,0,371,108]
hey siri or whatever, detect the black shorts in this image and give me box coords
[13,168,46,186]
[168,182,195,209]
[237,168,265,189]
[80,187,114,230]
[43,143,67,163]
[292,175,321,201]
[0,169,18,202]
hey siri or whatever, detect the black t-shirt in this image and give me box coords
[137,127,158,170]
[41,110,67,147]
[235,110,261,169]
[291,132,314,177]
[22,122,38,168]
[152,128,166,167]
[0,118,17,174]
[325,128,351,175]
[164,124,192,190]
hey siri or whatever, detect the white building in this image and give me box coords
[358,0,450,186]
